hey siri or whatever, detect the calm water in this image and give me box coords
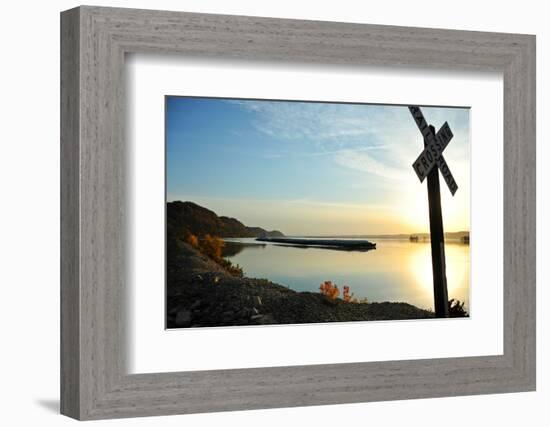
[223,238,470,312]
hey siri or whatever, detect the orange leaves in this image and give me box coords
[320,281,358,303]
[201,234,225,260]
[319,281,340,300]
[186,233,199,248]
[186,233,243,277]
[187,233,225,261]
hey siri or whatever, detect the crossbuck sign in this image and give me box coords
[409,106,458,196]
[409,105,460,318]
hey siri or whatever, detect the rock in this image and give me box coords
[175,309,192,327]
[253,296,262,306]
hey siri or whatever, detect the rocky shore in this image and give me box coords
[166,242,434,328]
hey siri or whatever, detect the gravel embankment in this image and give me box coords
[166,243,434,328]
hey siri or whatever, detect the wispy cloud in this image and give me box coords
[334,150,409,181]
[229,99,386,147]
[230,99,469,185]
[231,100,415,180]
[258,144,390,160]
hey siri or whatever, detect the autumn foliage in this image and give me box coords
[319,281,340,299]
[186,233,199,248]
[185,232,243,277]
[319,281,361,303]
[186,233,224,259]
[201,234,225,260]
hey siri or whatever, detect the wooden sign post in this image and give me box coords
[409,106,458,318]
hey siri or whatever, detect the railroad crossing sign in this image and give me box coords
[409,105,460,318]
[409,106,458,196]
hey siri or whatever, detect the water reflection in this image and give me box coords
[223,238,470,312]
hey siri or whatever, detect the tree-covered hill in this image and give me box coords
[167,201,284,239]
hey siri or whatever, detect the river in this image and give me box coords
[222,237,470,312]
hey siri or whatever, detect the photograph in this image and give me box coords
[165,96,471,328]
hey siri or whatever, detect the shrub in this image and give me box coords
[187,233,243,277]
[448,299,468,317]
[320,281,363,303]
[186,233,199,248]
[200,234,225,260]
[320,281,340,300]
[218,258,244,277]
[343,285,357,303]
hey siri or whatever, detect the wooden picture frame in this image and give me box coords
[60,5,536,420]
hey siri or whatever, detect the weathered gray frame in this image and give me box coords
[61,5,536,420]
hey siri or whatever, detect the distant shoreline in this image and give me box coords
[281,231,470,240]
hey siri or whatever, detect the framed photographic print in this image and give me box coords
[61,6,536,420]
[164,97,470,329]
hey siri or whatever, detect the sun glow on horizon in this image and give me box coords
[168,193,469,236]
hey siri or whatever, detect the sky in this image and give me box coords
[166,96,470,236]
